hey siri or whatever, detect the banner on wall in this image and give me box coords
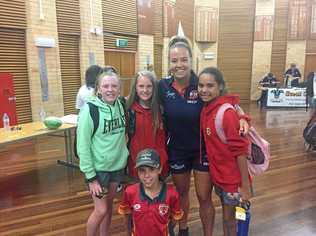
[267,88,307,107]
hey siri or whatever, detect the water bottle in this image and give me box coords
[39,108,46,122]
[2,113,10,131]
[237,201,251,236]
[237,209,251,236]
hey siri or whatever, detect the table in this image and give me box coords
[266,87,307,108]
[0,121,78,168]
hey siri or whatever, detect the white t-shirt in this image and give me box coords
[75,85,94,110]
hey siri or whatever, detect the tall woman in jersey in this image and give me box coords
[159,36,248,236]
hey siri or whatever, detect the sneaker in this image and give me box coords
[178,228,189,236]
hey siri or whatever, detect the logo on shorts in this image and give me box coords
[170,164,185,170]
[133,204,141,211]
[158,204,169,216]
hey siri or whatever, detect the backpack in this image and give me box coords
[214,103,270,177]
[74,97,135,158]
[303,114,316,150]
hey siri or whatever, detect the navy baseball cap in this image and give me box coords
[135,149,160,169]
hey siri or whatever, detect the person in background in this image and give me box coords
[126,70,169,179]
[299,71,316,112]
[158,36,250,236]
[198,67,251,236]
[284,63,301,87]
[257,72,277,108]
[118,149,183,236]
[76,65,103,110]
[77,70,128,236]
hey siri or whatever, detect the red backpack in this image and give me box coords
[215,103,270,177]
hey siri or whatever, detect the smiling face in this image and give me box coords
[136,75,153,105]
[97,75,120,105]
[137,166,161,189]
[169,47,192,81]
[198,73,221,103]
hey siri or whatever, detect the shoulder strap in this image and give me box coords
[127,108,136,137]
[87,102,99,138]
[214,103,235,144]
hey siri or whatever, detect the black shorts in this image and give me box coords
[168,148,209,174]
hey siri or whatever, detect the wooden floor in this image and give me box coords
[1,103,316,236]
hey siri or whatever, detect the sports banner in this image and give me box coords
[267,88,307,107]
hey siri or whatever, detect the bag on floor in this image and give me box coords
[215,103,271,176]
[303,114,316,150]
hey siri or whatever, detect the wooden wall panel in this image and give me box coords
[102,0,137,36]
[195,7,218,42]
[0,0,26,29]
[306,40,316,53]
[217,0,255,102]
[55,0,80,35]
[176,0,194,40]
[164,0,194,40]
[0,28,32,123]
[153,0,163,44]
[56,0,81,115]
[138,0,153,34]
[154,44,163,79]
[270,0,289,81]
[153,0,163,79]
[59,35,81,115]
[254,15,274,41]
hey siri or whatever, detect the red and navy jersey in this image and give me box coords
[118,183,183,236]
[158,72,203,153]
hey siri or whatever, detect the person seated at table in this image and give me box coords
[257,72,277,108]
[284,63,301,87]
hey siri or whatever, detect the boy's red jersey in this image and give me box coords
[118,183,183,236]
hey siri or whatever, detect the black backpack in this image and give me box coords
[303,115,316,150]
[74,97,136,158]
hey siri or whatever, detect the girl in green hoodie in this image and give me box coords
[77,69,129,236]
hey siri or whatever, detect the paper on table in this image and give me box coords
[60,114,78,125]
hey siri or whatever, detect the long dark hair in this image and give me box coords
[127,70,160,134]
[198,67,227,96]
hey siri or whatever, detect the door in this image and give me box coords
[104,51,135,97]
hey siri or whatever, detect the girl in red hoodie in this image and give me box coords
[198,67,251,236]
[126,70,169,178]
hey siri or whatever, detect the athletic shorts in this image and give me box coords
[168,148,209,174]
[214,185,240,206]
[91,169,125,189]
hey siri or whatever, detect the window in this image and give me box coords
[288,0,307,40]
[311,0,316,38]
[254,15,274,41]
[195,7,218,42]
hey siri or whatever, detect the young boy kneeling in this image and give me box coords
[118,149,183,236]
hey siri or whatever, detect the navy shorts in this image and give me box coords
[168,148,209,174]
